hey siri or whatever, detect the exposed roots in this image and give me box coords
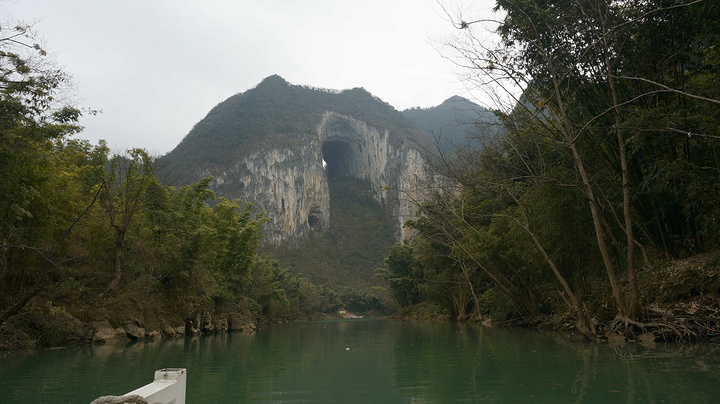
[600,296,720,343]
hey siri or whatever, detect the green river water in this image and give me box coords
[1,319,719,403]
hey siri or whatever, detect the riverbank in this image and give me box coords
[0,296,347,351]
[397,253,720,344]
[0,268,342,352]
[2,253,719,351]
[0,294,254,351]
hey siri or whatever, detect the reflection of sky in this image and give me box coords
[4,0,498,155]
[2,321,720,402]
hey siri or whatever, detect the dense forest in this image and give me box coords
[3,0,720,349]
[0,25,349,349]
[379,0,720,341]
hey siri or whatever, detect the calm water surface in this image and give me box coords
[1,319,719,403]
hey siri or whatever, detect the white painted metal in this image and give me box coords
[127,368,187,404]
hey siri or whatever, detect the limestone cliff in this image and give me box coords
[162,75,430,247]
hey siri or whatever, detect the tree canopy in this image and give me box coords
[382,0,720,340]
[0,25,351,348]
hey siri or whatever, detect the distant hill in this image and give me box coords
[155,76,501,296]
[160,75,430,184]
[402,96,502,153]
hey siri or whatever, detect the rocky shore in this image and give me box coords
[0,304,259,351]
[89,309,257,345]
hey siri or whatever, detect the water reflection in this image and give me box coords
[386,321,720,403]
[1,319,719,403]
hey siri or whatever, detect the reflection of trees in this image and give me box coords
[388,322,720,403]
[562,336,720,403]
[3,322,720,402]
[389,322,505,402]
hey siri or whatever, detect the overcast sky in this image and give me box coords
[4,0,497,155]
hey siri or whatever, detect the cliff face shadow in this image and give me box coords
[322,140,353,179]
[266,175,396,294]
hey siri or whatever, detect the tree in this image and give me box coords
[208,197,267,299]
[376,243,421,310]
[435,0,720,335]
[99,147,155,290]
[0,22,94,326]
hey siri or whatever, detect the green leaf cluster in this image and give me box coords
[0,26,349,344]
[381,0,720,329]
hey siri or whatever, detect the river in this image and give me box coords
[1,319,719,403]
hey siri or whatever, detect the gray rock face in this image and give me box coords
[160,322,178,338]
[123,322,146,340]
[229,311,256,332]
[203,111,427,247]
[91,320,130,344]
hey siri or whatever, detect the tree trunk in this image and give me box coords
[549,64,628,317]
[598,4,639,318]
[607,56,639,319]
[568,141,628,317]
[0,284,43,327]
[514,209,595,338]
[460,260,482,318]
[108,228,124,291]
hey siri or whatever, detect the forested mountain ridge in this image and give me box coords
[160,74,430,184]
[158,75,442,253]
[155,75,457,300]
[402,95,502,151]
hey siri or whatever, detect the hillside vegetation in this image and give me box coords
[266,177,396,314]
[378,0,720,342]
[403,96,502,152]
[160,75,430,184]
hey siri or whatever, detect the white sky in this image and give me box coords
[3,0,497,155]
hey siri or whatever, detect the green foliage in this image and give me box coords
[493,0,720,258]
[402,95,502,152]
[338,288,387,315]
[477,288,515,322]
[0,23,100,328]
[20,302,91,347]
[159,75,430,185]
[131,175,271,309]
[387,0,720,329]
[268,177,395,304]
[99,147,156,290]
[246,255,342,322]
[376,243,421,309]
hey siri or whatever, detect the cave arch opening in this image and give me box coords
[322,140,354,179]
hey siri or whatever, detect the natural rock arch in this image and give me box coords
[204,111,426,247]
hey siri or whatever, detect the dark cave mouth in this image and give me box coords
[317,138,379,231]
[308,207,322,229]
[322,140,353,178]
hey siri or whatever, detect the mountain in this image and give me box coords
[402,95,502,152]
[162,75,430,181]
[158,76,510,293]
[159,75,432,249]
[267,176,396,292]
